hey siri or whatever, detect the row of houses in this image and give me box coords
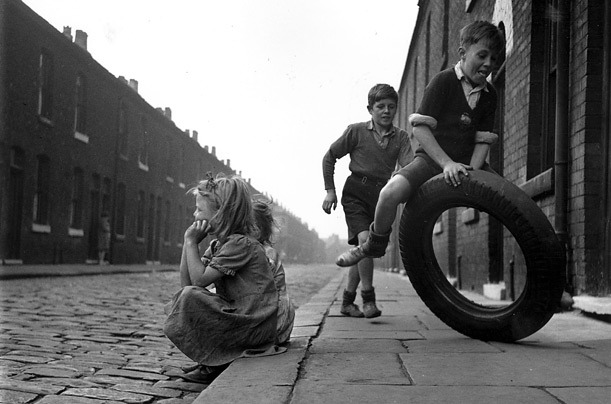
[0,0,326,267]
[378,0,610,298]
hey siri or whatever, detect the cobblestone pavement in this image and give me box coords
[0,265,340,404]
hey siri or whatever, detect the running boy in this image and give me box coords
[322,84,412,318]
[336,21,505,267]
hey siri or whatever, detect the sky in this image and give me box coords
[22,0,419,239]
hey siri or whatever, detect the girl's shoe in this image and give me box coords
[179,365,225,384]
[362,302,381,318]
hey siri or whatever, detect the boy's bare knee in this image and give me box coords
[380,177,411,205]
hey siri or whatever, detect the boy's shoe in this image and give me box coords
[336,246,367,267]
[336,224,391,267]
[340,289,364,317]
[340,303,365,317]
[361,287,382,318]
[362,302,381,318]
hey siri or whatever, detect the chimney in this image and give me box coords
[185,129,190,137]
[192,130,198,141]
[63,26,72,41]
[204,146,209,153]
[226,159,231,168]
[128,79,138,92]
[211,146,216,156]
[118,76,128,85]
[74,30,88,50]
[156,107,163,114]
[164,107,172,120]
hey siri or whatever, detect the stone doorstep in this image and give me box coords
[572,295,611,316]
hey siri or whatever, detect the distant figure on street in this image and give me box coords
[164,174,283,384]
[253,199,295,345]
[321,83,413,318]
[336,20,505,267]
[98,212,111,265]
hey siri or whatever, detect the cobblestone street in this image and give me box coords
[0,265,340,403]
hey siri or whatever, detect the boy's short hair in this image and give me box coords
[368,84,398,108]
[460,20,505,56]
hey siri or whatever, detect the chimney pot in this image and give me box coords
[211,146,216,156]
[128,79,139,92]
[63,26,72,40]
[164,107,172,120]
[192,130,198,141]
[74,30,88,50]
[226,159,231,168]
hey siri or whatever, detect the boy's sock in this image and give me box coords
[361,287,382,318]
[340,290,364,317]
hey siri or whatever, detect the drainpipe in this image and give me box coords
[554,0,571,292]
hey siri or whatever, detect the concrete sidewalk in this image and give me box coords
[196,269,611,404]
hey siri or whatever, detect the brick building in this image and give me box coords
[385,0,611,298]
[0,0,325,267]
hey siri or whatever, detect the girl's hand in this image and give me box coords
[184,219,211,244]
[442,162,472,187]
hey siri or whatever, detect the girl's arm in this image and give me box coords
[179,243,192,287]
[469,143,491,170]
[412,125,471,187]
[183,219,224,288]
[184,241,223,287]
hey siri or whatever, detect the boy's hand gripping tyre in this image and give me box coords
[399,170,565,342]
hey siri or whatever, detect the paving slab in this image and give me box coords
[400,351,611,386]
[546,387,611,403]
[291,382,559,404]
[309,338,407,354]
[323,315,424,331]
[301,352,411,385]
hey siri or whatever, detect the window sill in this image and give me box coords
[179,182,185,189]
[120,154,128,161]
[32,223,51,233]
[68,227,84,237]
[177,242,183,248]
[166,176,174,184]
[138,161,149,172]
[74,131,89,144]
[520,168,554,199]
[461,208,479,224]
[115,234,125,241]
[164,241,171,247]
[136,237,145,244]
[38,115,54,127]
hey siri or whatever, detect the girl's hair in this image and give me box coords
[367,83,398,108]
[252,199,277,245]
[190,173,256,242]
[459,20,505,56]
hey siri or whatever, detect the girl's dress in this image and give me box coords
[164,234,279,366]
[264,246,295,344]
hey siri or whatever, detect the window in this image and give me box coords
[138,116,149,169]
[70,168,84,229]
[136,190,145,239]
[116,183,126,236]
[529,0,558,178]
[74,74,88,138]
[118,100,128,157]
[33,155,51,226]
[38,50,54,121]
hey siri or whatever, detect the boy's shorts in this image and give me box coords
[394,155,497,191]
[341,174,386,246]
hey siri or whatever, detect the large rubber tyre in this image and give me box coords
[399,170,565,342]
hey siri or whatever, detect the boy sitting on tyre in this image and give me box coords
[336,20,505,267]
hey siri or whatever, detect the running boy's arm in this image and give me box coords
[321,127,354,214]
